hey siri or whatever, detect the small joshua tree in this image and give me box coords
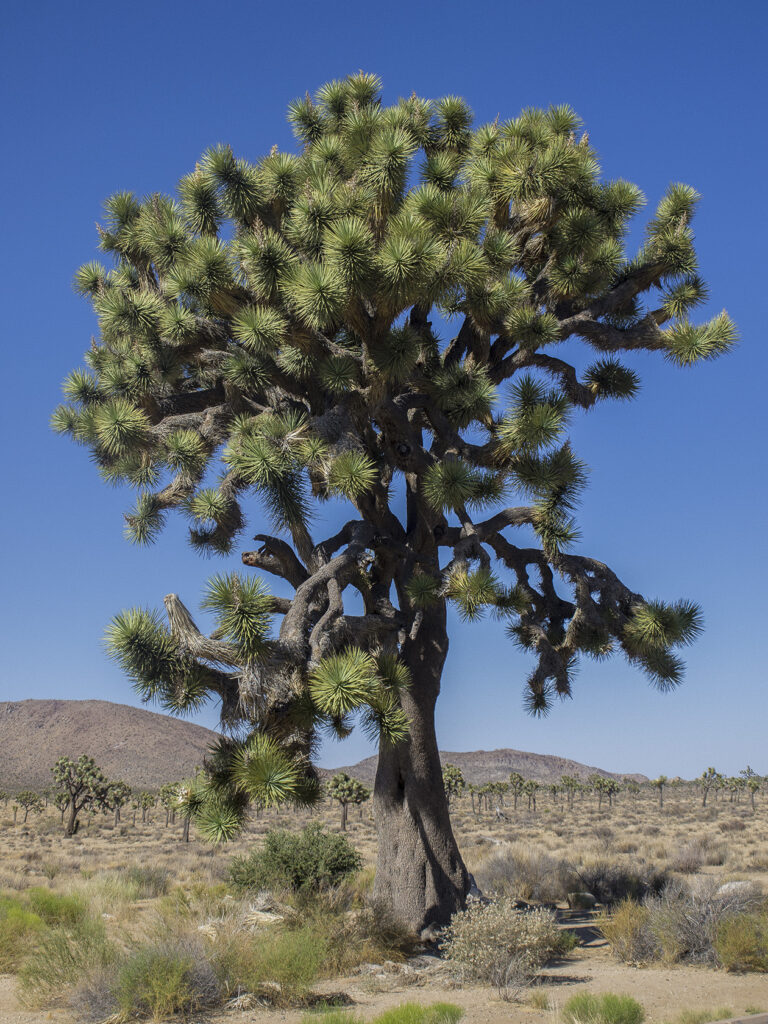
[16,791,43,824]
[327,772,370,830]
[57,73,733,930]
[651,774,667,809]
[509,771,525,811]
[442,763,465,806]
[52,755,109,836]
[105,780,132,824]
[523,778,539,811]
[699,766,721,808]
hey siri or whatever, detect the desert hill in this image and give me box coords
[327,749,646,787]
[0,699,645,792]
[0,699,218,791]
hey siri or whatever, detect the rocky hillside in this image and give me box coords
[0,699,645,792]
[0,700,218,791]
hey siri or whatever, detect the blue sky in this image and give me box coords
[1,0,765,779]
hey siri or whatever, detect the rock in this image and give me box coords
[567,891,597,909]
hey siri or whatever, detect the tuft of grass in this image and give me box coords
[530,990,550,1010]
[667,1009,734,1024]
[115,939,220,1020]
[0,896,44,972]
[213,922,327,1005]
[121,863,171,898]
[300,1005,463,1024]
[27,887,87,926]
[17,917,117,1005]
[563,992,645,1024]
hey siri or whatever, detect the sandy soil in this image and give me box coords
[3,943,767,1024]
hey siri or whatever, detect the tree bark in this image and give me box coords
[372,608,469,935]
[65,800,79,836]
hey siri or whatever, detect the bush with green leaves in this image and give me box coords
[229,823,362,893]
[441,900,567,993]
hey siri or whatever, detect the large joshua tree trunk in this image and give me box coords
[372,607,469,934]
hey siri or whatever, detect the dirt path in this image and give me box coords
[3,945,766,1024]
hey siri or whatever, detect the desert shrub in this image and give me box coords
[441,900,564,995]
[212,922,327,1004]
[645,877,763,964]
[715,913,768,972]
[473,843,571,901]
[572,861,667,905]
[602,901,663,962]
[0,896,44,971]
[562,992,645,1024]
[309,895,417,973]
[115,939,221,1019]
[600,899,659,963]
[18,917,117,1004]
[122,864,171,898]
[719,820,746,833]
[670,838,728,874]
[229,823,361,894]
[27,887,87,926]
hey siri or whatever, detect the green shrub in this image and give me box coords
[115,940,220,1019]
[715,913,768,972]
[442,900,564,995]
[600,899,660,964]
[562,992,645,1024]
[0,896,44,971]
[27,887,87,926]
[229,823,362,894]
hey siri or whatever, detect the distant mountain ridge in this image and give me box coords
[325,748,646,787]
[0,699,216,791]
[0,699,645,791]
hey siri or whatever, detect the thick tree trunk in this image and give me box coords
[65,800,79,836]
[372,609,469,935]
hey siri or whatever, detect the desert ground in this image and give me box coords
[1,784,767,1024]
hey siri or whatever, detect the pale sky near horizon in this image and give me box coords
[1,0,766,779]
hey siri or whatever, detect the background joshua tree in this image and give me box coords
[55,72,733,931]
[651,774,667,809]
[16,791,42,824]
[52,755,109,836]
[105,780,132,825]
[442,763,465,806]
[699,767,721,807]
[327,772,370,829]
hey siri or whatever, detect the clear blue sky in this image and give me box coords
[1,0,765,779]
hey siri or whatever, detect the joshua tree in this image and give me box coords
[52,755,109,836]
[699,766,721,808]
[509,771,525,811]
[53,792,70,824]
[747,777,761,811]
[651,774,667,809]
[602,778,620,809]
[327,772,370,830]
[56,73,733,931]
[159,782,180,825]
[105,780,132,824]
[16,791,42,824]
[522,778,539,811]
[442,763,465,806]
[560,774,579,810]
